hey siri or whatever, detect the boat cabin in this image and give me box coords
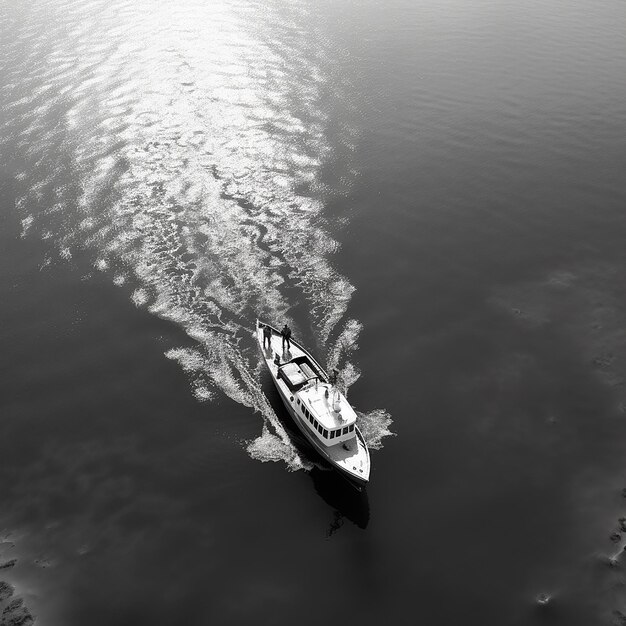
[276,357,357,448]
[295,394,356,447]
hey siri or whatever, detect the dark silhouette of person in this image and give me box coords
[263,324,272,350]
[281,324,292,351]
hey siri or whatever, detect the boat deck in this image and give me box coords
[259,328,308,373]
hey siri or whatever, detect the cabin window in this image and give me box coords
[323,429,328,438]
[297,399,300,406]
[329,430,335,439]
[309,415,313,424]
[349,424,355,432]
[343,426,349,435]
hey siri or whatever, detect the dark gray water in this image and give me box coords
[2,0,626,624]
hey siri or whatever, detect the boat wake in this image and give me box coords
[2,0,393,473]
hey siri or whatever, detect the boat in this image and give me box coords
[255,319,370,490]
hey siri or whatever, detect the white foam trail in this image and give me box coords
[4,0,393,472]
[327,319,363,371]
[20,215,34,238]
[246,425,313,471]
[356,409,396,450]
[131,288,150,308]
[192,386,215,403]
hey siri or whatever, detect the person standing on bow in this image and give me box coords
[262,323,272,350]
[281,324,292,351]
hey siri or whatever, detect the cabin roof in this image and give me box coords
[298,384,356,430]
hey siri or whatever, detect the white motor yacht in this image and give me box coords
[256,320,370,489]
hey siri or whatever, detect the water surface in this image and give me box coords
[1,0,626,624]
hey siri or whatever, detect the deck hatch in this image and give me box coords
[279,361,318,390]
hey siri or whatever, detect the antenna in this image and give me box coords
[331,368,341,412]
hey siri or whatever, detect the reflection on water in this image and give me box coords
[310,468,370,532]
[1,0,392,471]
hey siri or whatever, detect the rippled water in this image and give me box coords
[1,0,391,470]
[2,0,626,624]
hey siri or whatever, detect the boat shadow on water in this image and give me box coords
[260,366,370,531]
[310,466,370,533]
